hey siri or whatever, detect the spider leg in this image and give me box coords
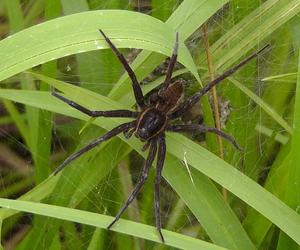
[159,32,179,95]
[167,124,243,151]
[53,121,135,175]
[123,127,136,139]
[52,91,138,118]
[170,44,270,119]
[141,141,150,152]
[154,135,166,242]
[99,29,145,108]
[107,139,157,230]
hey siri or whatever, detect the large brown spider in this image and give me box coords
[52,30,269,242]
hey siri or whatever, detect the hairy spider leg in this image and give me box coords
[167,124,242,150]
[99,29,145,108]
[170,44,271,119]
[52,121,135,175]
[155,135,166,242]
[159,32,179,95]
[107,139,157,230]
[52,91,138,118]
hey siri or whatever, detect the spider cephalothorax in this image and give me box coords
[52,29,269,242]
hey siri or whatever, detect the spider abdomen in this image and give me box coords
[135,108,167,141]
[157,80,183,113]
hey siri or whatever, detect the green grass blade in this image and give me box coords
[23,0,46,27]
[0,198,228,250]
[0,10,198,83]
[60,0,88,13]
[262,72,297,81]
[276,37,300,250]
[151,0,177,22]
[61,0,120,96]
[0,177,34,198]
[1,99,31,147]
[2,0,32,149]
[3,0,24,32]
[255,124,289,144]
[87,228,106,250]
[243,142,291,246]
[30,0,61,184]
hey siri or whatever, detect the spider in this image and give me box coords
[52,29,269,242]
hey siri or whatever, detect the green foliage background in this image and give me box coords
[0,0,299,249]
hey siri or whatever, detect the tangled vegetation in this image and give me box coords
[0,0,299,249]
